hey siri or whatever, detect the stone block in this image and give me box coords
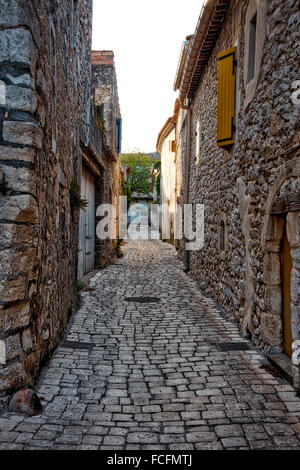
[0,276,27,303]
[0,165,36,196]
[265,216,284,242]
[291,269,300,304]
[21,329,33,353]
[0,145,36,163]
[287,213,300,248]
[260,313,282,347]
[9,388,42,416]
[5,333,22,361]
[0,302,30,333]
[3,121,43,149]
[291,304,299,342]
[0,28,37,74]
[6,73,34,87]
[0,30,9,62]
[263,253,281,285]
[0,2,40,50]
[291,249,300,269]
[0,79,5,105]
[264,285,282,316]
[6,85,37,114]
[0,247,36,276]
[0,195,38,223]
[0,223,35,248]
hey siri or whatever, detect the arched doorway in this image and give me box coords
[261,156,300,385]
[280,220,293,358]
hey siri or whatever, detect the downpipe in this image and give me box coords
[180,99,192,273]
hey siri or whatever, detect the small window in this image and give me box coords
[117,118,122,154]
[247,13,257,83]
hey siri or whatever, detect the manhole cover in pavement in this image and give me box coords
[215,342,251,351]
[125,297,161,303]
[61,341,93,350]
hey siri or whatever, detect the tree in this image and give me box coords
[121,152,159,196]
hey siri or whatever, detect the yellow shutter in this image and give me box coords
[217,46,237,147]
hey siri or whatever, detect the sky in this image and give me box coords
[92,0,203,153]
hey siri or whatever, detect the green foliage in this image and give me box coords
[121,152,159,196]
[121,179,132,209]
[70,181,88,211]
[0,174,11,195]
[155,175,161,197]
[74,280,84,291]
[153,160,161,171]
[93,103,107,138]
[153,160,161,198]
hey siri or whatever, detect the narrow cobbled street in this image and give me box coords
[1,240,300,450]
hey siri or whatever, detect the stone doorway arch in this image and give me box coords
[261,156,300,386]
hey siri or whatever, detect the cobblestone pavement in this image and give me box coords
[1,240,300,450]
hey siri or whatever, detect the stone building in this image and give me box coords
[157,100,179,244]
[91,51,122,267]
[0,1,121,399]
[170,0,300,384]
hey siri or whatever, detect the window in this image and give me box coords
[247,13,257,83]
[243,1,267,108]
[217,46,237,147]
[117,118,122,154]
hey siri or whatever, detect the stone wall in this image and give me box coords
[91,51,122,267]
[0,0,93,397]
[180,0,300,371]
[91,51,121,153]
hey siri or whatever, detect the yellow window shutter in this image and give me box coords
[217,46,237,147]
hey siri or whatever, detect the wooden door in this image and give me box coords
[85,170,95,274]
[281,225,293,358]
[77,168,95,279]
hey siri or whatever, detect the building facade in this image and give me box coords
[91,51,122,267]
[171,0,300,384]
[0,1,121,400]
[157,101,179,243]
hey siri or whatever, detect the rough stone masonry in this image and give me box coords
[0,0,93,402]
[173,0,300,384]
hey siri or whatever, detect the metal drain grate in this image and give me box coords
[125,297,160,303]
[61,341,93,350]
[215,342,251,352]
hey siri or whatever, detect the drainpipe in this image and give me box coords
[179,98,192,273]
